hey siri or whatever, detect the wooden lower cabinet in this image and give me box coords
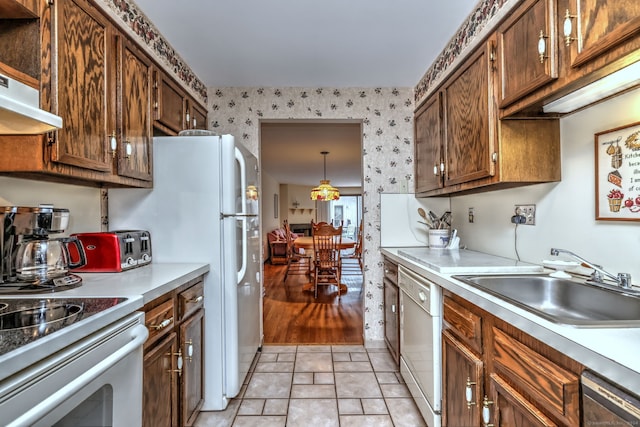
[180,308,205,426]
[488,373,558,427]
[442,329,484,427]
[383,278,399,365]
[442,291,582,427]
[143,332,179,427]
[143,277,205,427]
[383,257,400,365]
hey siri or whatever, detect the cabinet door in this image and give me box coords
[565,0,640,68]
[487,373,558,427]
[414,93,443,193]
[47,0,112,172]
[189,100,208,130]
[383,279,399,364]
[442,330,484,427]
[117,37,153,181]
[497,0,558,107]
[143,332,179,427]
[180,309,204,427]
[443,40,496,186]
[153,69,186,134]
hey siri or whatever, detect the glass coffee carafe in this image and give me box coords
[15,237,86,283]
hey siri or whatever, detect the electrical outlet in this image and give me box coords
[514,204,536,225]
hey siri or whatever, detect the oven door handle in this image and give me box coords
[8,324,149,427]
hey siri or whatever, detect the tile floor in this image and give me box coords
[194,344,427,427]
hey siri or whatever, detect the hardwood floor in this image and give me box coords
[262,260,364,345]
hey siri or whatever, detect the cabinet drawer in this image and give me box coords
[179,280,204,321]
[144,299,175,348]
[383,258,398,284]
[492,327,580,426]
[443,295,482,354]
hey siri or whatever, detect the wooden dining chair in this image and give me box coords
[283,220,311,281]
[312,223,343,299]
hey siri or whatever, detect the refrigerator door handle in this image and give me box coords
[236,147,248,285]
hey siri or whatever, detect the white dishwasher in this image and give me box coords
[399,265,442,427]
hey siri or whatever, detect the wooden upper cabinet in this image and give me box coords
[497,0,558,108]
[563,0,640,68]
[443,38,497,187]
[116,36,152,181]
[48,0,112,172]
[186,98,208,130]
[153,69,186,134]
[414,93,443,194]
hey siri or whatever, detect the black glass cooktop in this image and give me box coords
[0,297,127,356]
[0,274,82,295]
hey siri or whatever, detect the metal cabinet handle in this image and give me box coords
[167,349,183,376]
[187,295,203,304]
[563,9,577,46]
[124,141,132,159]
[433,164,438,176]
[482,395,494,427]
[185,339,194,362]
[466,377,477,408]
[109,132,117,157]
[391,304,396,313]
[537,30,548,63]
[151,317,173,330]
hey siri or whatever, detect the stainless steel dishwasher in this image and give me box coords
[398,265,442,427]
[582,370,640,425]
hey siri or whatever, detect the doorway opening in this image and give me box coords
[260,120,364,345]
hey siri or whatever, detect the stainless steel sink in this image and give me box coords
[452,275,640,328]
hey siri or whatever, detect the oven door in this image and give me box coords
[0,312,148,427]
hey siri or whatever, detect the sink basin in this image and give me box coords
[0,302,84,335]
[452,275,640,328]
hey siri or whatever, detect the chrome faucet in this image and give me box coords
[550,248,632,289]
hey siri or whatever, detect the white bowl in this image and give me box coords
[542,259,580,278]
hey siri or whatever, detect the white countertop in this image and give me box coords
[382,247,640,395]
[397,247,543,274]
[0,263,209,382]
[60,262,211,303]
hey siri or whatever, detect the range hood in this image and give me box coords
[543,61,640,114]
[0,73,63,135]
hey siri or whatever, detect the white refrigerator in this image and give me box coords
[108,134,262,410]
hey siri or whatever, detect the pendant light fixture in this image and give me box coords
[310,151,340,201]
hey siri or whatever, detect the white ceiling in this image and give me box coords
[133,0,478,186]
[134,0,478,88]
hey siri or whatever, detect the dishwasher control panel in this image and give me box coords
[398,265,441,315]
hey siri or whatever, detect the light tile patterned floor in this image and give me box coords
[194,345,427,427]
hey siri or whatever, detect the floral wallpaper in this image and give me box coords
[208,87,413,341]
[95,0,208,104]
[415,0,514,104]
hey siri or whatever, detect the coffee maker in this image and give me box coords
[1,206,86,290]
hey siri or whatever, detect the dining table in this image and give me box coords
[293,236,356,251]
[293,236,356,295]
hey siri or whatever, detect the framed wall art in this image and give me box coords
[595,121,640,221]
